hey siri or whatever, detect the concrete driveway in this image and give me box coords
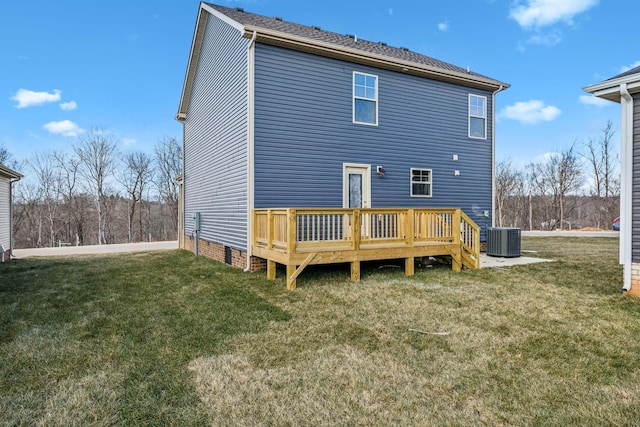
[13,241,178,258]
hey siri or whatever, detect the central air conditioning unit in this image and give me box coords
[486,227,521,258]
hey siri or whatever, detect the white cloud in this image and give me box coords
[579,95,612,107]
[59,101,77,111]
[526,31,562,46]
[43,120,84,137]
[509,0,598,29]
[499,100,561,124]
[122,138,137,146]
[11,89,61,108]
[620,60,640,73]
[437,21,450,32]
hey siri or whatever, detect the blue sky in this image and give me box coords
[1,0,636,168]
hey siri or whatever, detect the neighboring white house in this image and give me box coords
[0,163,22,261]
[584,65,640,296]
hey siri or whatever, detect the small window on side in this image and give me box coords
[469,94,487,139]
[411,168,432,197]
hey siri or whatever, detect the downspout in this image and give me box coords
[9,175,21,260]
[491,85,505,229]
[245,30,257,272]
[620,83,633,291]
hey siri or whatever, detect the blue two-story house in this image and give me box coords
[176,2,509,285]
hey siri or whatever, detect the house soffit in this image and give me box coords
[583,69,640,103]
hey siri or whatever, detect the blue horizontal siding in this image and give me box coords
[253,43,494,234]
[183,13,249,251]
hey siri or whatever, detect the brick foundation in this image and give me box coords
[180,233,266,272]
[1,248,13,261]
[628,263,640,297]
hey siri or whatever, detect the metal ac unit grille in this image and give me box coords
[486,227,521,257]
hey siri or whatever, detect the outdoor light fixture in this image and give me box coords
[376,165,385,176]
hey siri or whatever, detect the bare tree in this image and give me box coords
[0,146,10,165]
[120,151,154,242]
[28,152,64,247]
[529,144,583,230]
[74,128,119,245]
[154,137,182,238]
[495,160,524,227]
[582,120,620,228]
[53,150,85,245]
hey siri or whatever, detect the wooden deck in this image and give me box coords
[252,208,480,290]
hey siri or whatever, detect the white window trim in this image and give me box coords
[468,94,487,140]
[410,168,433,198]
[352,71,378,126]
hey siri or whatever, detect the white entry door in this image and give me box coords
[343,164,371,208]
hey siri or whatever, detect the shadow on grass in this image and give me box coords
[0,250,290,424]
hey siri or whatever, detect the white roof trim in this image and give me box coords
[584,72,640,102]
[201,3,243,32]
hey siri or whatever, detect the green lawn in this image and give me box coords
[1,237,639,426]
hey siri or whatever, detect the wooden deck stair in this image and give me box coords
[252,208,480,290]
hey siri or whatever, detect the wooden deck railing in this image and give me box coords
[252,208,480,289]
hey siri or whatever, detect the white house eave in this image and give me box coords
[584,75,640,102]
[176,3,245,121]
[0,164,22,180]
[241,27,509,92]
[175,6,208,121]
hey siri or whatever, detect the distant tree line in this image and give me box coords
[496,120,620,230]
[4,129,181,248]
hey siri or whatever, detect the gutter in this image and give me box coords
[241,27,509,93]
[245,30,257,272]
[620,83,633,291]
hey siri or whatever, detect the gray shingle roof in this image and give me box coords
[206,3,499,83]
[606,65,640,81]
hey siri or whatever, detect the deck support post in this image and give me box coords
[351,260,360,281]
[452,251,462,273]
[405,209,415,276]
[452,209,462,272]
[287,264,297,290]
[267,260,276,280]
[405,257,415,276]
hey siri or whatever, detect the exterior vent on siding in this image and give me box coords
[224,246,232,265]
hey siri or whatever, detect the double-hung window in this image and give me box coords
[469,94,487,139]
[410,168,432,197]
[353,72,378,125]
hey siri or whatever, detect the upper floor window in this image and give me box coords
[353,72,378,125]
[469,94,487,139]
[410,168,432,197]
